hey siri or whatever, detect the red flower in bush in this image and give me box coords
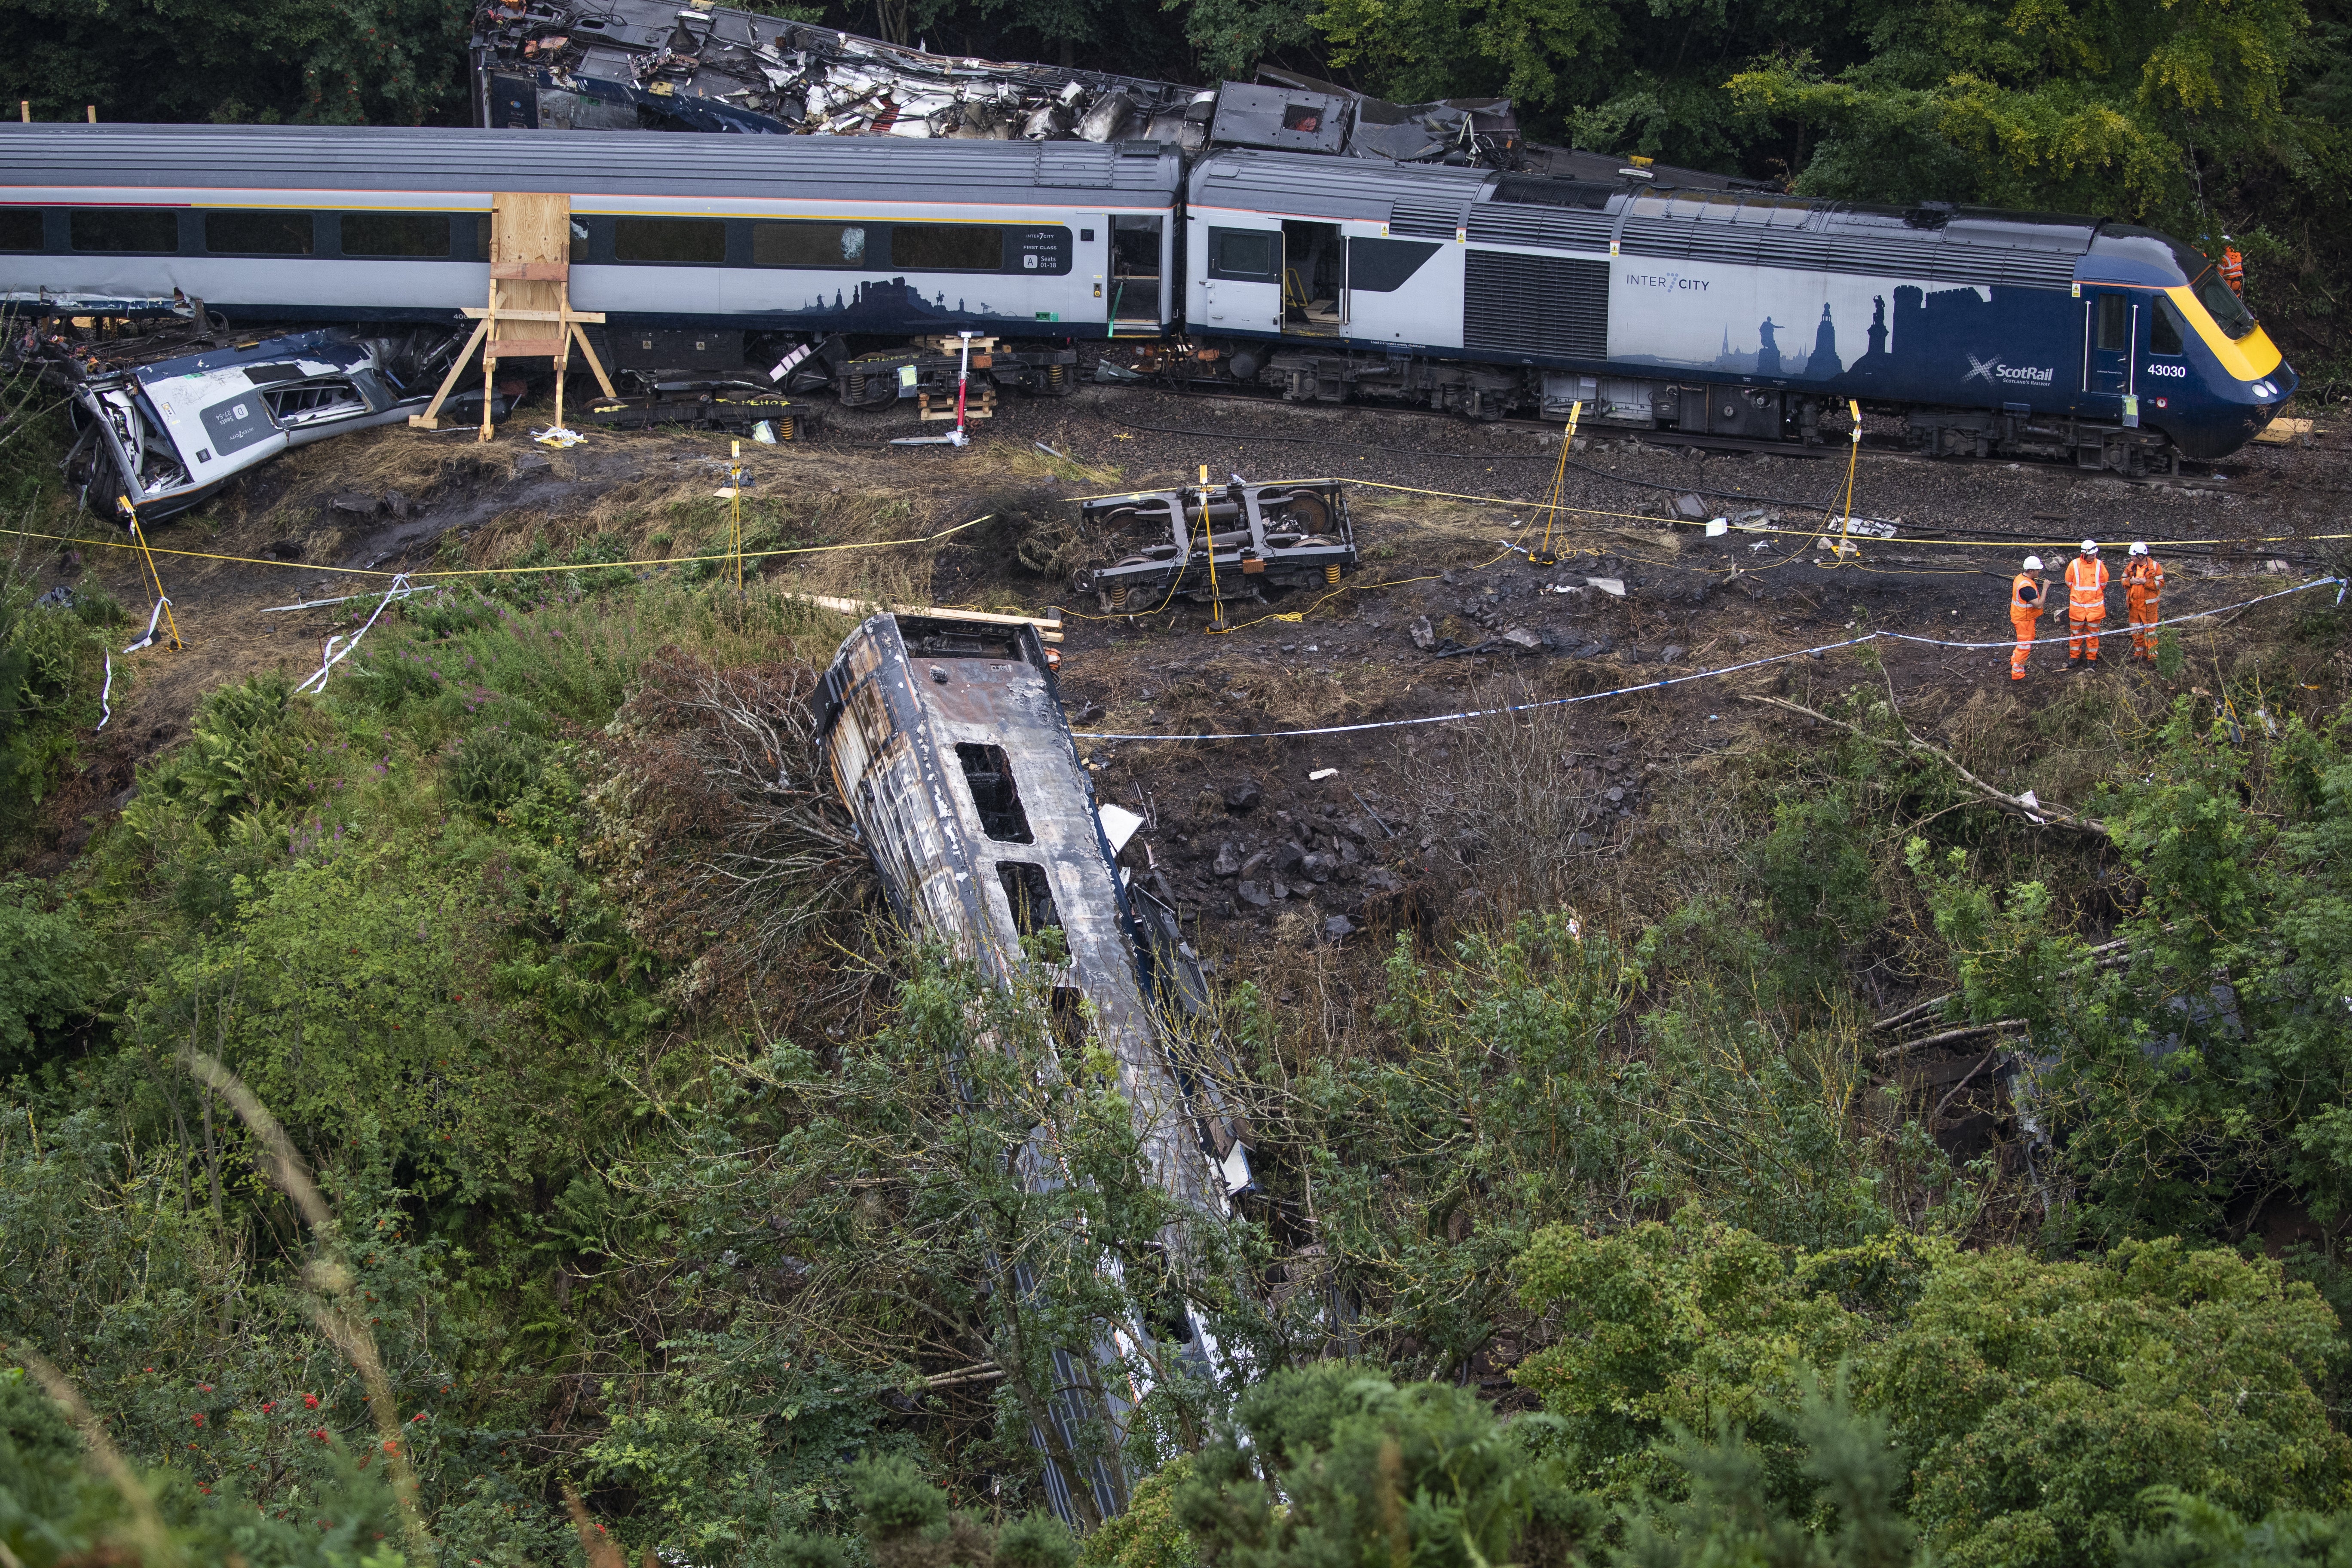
[410,1412,427,1424]
[381,1439,399,1455]
[303,1393,321,1410]
[313,1429,330,1442]
[191,1413,206,1427]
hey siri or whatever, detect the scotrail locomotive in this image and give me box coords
[0,121,2294,469]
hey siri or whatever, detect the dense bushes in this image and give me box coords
[0,568,2347,1565]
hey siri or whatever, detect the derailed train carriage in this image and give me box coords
[1181,149,2296,469]
[813,609,1254,1522]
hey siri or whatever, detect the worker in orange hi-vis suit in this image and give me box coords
[2221,236,2245,296]
[2064,539,2109,667]
[2010,554,2049,680]
[2124,540,2165,660]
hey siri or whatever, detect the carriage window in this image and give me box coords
[614,217,726,264]
[1207,227,1279,282]
[472,214,586,262]
[2150,297,2185,355]
[0,209,42,251]
[340,212,452,257]
[751,221,866,267]
[890,224,1004,272]
[70,209,178,253]
[2095,294,2130,352]
[997,861,1061,935]
[955,742,1033,843]
[205,210,313,255]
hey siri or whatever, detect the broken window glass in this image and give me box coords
[70,210,178,254]
[340,212,453,258]
[205,211,314,255]
[614,217,726,264]
[0,210,41,251]
[998,861,1061,935]
[750,221,866,267]
[956,742,1033,843]
[890,224,1005,272]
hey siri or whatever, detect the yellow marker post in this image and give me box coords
[121,500,185,651]
[1198,463,1223,628]
[1531,401,1581,567]
[729,439,746,602]
[1835,399,1863,564]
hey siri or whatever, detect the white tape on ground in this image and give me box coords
[1076,577,2345,744]
[296,573,412,696]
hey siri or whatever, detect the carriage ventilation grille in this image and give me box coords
[1465,207,1615,253]
[1616,220,2080,290]
[1388,202,1464,239]
[1463,251,1608,359]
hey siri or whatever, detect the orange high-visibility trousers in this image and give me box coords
[2012,609,2040,678]
[2069,612,2103,661]
[2127,587,2159,657]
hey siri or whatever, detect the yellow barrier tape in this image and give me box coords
[0,516,991,584]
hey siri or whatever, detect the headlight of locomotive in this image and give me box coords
[2249,380,2282,399]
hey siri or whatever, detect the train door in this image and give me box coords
[1111,216,1164,332]
[1281,220,1345,334]
[2085,289,2135,406]
[1201,224,1283,332]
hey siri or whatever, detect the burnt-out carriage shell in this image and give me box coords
[814,610,1254,1519]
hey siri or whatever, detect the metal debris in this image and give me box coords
[472,0,1530,167]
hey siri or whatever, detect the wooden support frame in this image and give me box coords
[408,192,616,438]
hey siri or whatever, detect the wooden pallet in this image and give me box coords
[916,335,998,355]
[917,389,997,422]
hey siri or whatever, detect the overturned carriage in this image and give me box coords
[813,610,1253,1520]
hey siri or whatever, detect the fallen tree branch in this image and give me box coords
[1931,1048,2009,1125]
[1740,692,2107,836]
[1877,1019,2029,1060]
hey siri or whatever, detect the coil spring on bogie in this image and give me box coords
[1047,363,1067,394]
[1110,584,1129,609]
[1325,564,1341,585]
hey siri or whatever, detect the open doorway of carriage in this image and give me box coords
[1281,220,1345,333]
[1111,215,1162,332]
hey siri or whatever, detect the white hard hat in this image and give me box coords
[2024,555,2044,571]
[2129,541,2149,555]
[2081,539,2100,554]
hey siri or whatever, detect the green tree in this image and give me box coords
[1173,1362,1603,1568]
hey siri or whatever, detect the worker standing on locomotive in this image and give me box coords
[2065,540,2109,667]
[2011,554,2049,680]
[2124,541,2164,661]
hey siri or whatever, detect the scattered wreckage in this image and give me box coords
[1075,480,1357,609]
[815,609,1256,1522]
[472,0,1525,168]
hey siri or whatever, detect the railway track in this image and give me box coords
[1078,372,2242,490]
